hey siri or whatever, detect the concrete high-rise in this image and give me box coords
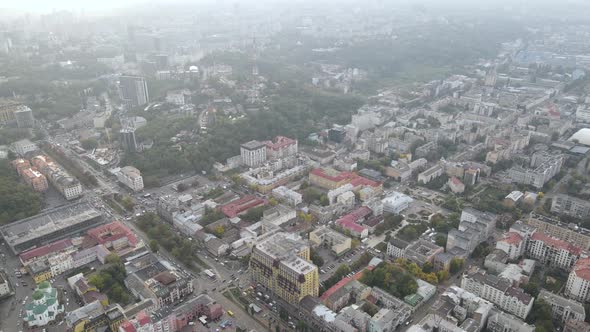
[15,105,35,128]
[250,232,319,304]
[119,75,149,107]
[120,128,138,152]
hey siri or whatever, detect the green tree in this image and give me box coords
[80,138,98,150]
[435,234,447,248]
[149,240,159,253]
[450,258,465,274]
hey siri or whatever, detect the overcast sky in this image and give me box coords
[3,0,590,15]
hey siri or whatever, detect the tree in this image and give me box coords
[526,299,554,331]
[120,195,135,211]
[422,262,434,274]
[522,282,540,297]
[80,138,98,150]
[319,194,329,206]
[241,206,264,222]
[0,159,43,225]
[435,234,447,247]
[149,240,159,253]
[450,258,465,274]
[213,225,225,237]
[310,249,324,267]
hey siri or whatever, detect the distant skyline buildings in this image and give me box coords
[119,75,149,108]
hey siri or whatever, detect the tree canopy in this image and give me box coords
[0,159,43,225]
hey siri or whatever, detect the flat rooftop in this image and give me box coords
[0,202,102,252]
[256,232,308,260]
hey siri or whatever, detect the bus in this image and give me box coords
[204,269,216,279]
[198,316,208,325]
[227,310,234,317]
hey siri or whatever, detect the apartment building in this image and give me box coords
[526,231,583,270]
[565,258,590,302]
[31,154,82,200]
[417,164,444,184]
[249,232,319,304]
[387,238,410,259]
[508,152,563,189]
[551,194,590,219]
[538,290,586,324]
[272,186,303,206]
[116,166,144,192]
[240,140,267,167]
[527,213,590,250]
[461,271,533,319]
[496,232,526,260]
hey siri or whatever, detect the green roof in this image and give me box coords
[46,298,56,307]
[32,290,44,300]
[404,293,424,306]
[33,304,48,315]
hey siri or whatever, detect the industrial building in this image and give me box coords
[0,202,104,254]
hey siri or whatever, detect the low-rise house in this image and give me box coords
[309,226,351,256]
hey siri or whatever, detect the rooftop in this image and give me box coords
[0,202,102,252]
[255,232,308,261]
[531,231,582,255]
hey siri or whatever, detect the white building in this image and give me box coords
[387,238,410,259]
[496,232,525,260]
[576,107,590,123]
[565,258,590,302]
[382,191,413,214]
[461,271,533,319]
[526,231,582,270]
[12,139,37,156]
[47,252,74,277]
[272,186,303,206]
[166,89,191,105]
[538,290,586,324]
[418,165,444,184]
[240,140,267,167]
[24,281,64,327]
[117,166,144,192]
[0,272,10,297]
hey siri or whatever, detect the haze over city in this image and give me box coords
[1,1,590,332]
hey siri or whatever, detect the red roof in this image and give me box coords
[450,177,463,186]
[119,321,136,332]
[19,239,73,262]
[310,168,380,188]
[337,218,367,234]
[320,267,372,301]
[336,206,373,226]
[531,232,581,255]
[573,258,590,281]
[264,136,296,151]
[136,311,151,326]
[221,195,266,218]
[320,277,352,301]
[499,232,523,245]
[87,221,138,248]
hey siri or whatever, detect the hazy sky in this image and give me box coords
[4,0,590,15]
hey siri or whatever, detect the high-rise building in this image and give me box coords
[119,75,149,107]
[0,98,19,123]
[120,128,138,152]
[240,140,267,167]
[14,105,34,128]
[250,232,319,304]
